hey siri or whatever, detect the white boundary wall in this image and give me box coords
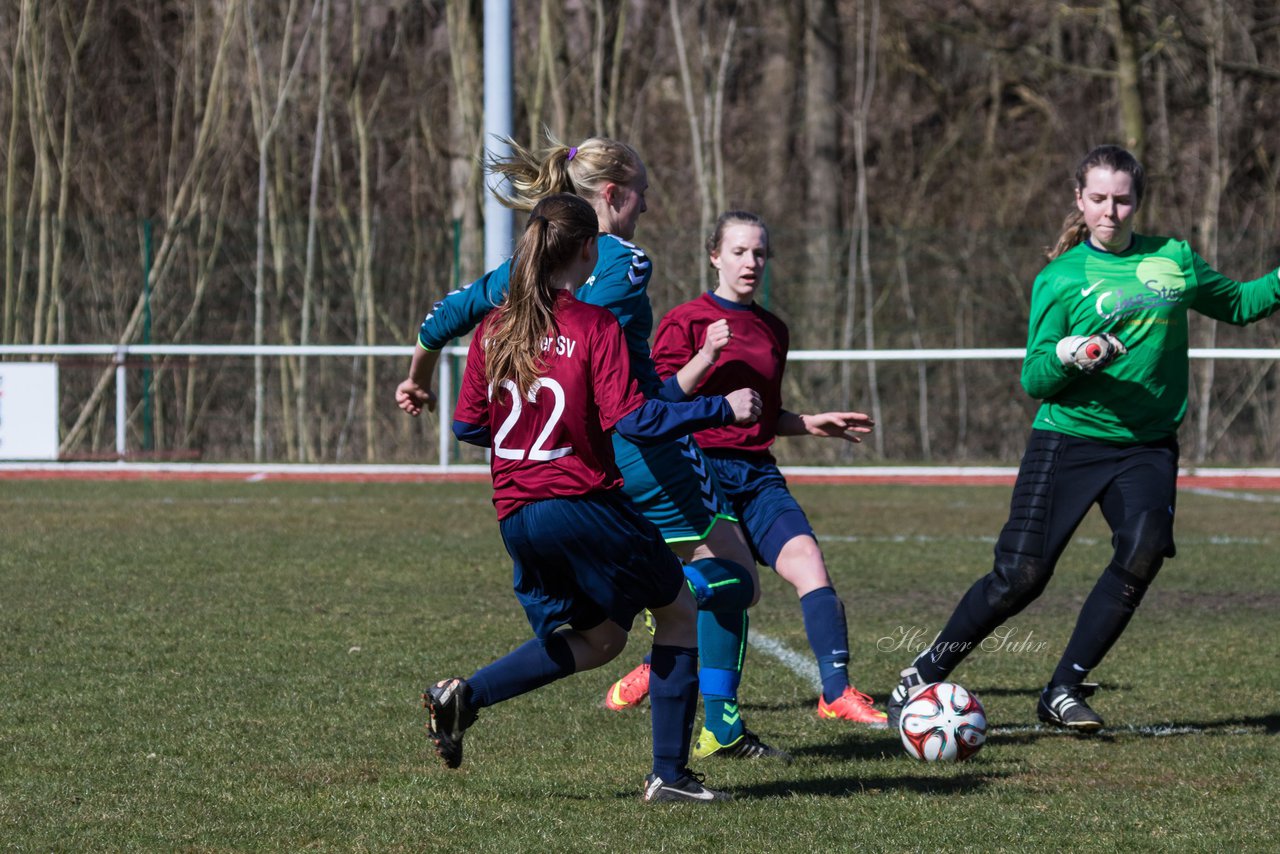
[3,343,1279,470]
[0,362,59,459]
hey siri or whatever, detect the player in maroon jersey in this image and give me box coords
[424,194,761,803]
[650,211,889,742]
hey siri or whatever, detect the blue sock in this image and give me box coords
[801,587,851,703]
[649,644,698,780]
[698,609,747,744]
[466,633,576,708]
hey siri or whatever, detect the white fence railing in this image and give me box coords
[3,343,1280,466]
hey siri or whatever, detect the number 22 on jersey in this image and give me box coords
[489,378,575,462]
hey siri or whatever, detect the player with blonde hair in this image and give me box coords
[428,194,761,802]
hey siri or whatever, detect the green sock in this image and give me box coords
[697,609,748,744]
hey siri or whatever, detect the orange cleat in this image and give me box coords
[817,685,890,728]
[603,662,651,711]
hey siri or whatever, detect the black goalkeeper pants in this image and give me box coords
[918,428,1178,680]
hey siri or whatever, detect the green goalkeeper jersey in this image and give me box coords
[1021,234,1280,443]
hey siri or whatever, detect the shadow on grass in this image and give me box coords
[599,773,1008,804]
[727,769,1008,799]
[601,768,1007,801]
[1183,712,1280,735]
[787,733,904,762]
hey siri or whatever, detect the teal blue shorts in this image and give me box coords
[612,433,737,544]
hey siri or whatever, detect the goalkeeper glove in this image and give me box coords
[1056,333,1127,373]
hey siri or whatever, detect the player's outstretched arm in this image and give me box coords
[777,410,874,442]
[402,262,516,415]
[614,388,760,445]
[396,346,440,416]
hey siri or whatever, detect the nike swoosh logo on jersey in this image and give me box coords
[1081,279,1105,296]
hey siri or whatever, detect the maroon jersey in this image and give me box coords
[456,289,648,519]
[652,292,788,454]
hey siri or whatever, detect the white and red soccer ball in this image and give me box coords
[899,682,987,762]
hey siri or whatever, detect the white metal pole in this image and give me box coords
[438,352,453,469]
[483,0,514,271]
[115,346,128,459]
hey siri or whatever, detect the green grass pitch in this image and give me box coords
[2,479,1276,851]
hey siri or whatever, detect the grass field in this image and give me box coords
[2,478,1277,852]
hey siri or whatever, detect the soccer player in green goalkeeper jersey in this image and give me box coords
[886,144,1280,733]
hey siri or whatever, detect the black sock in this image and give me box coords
[916,578,1000,683]
[1051,566,1148,687]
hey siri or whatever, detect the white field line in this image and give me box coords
[989,723,1253,737]
[1183,486,1280,503]
[818,533,1267,546]
[748,631,822,692]
[4,462,1280,482]
[746,634,1258,739]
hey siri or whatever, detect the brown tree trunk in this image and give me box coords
[804,0,840,350]
[1109,0,1145,157]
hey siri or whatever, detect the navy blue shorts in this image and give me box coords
[498,490,687,639]
[703,451,815,568]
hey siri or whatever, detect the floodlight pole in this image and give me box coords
[483,0,515,271]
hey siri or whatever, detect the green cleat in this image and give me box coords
[691,727,792,764]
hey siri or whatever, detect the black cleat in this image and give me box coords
[1037,682,1104,733]
[424,677,478,768]
[642,769,733,803]
[886,666,928,731]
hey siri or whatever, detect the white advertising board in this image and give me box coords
[0,363,59,460]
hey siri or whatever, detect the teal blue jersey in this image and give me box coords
[417,234,663,397]
[1022,234,1280,443]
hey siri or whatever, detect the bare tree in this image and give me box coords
[244,0,318,460]
[3,0,30,344]
[3,0,1280,465]
[297,0,332,463]
[842,0,881,456]
[346,5,396,461]
[61,0,246,456]
[1109,0,1145,157]
[803,0,840,349]
[1193,0,1226,465]
[21,0,53,347]
[528,0,568,137]
[669,0,741,291]
[445,0,483,280]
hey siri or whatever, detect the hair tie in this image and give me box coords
[567,147,578,161]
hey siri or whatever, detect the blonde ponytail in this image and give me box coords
[487,132,642,211]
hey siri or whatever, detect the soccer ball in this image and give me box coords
[899,682,987,762]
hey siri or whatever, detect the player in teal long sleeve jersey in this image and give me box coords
[396,135,788,760]
[886,144,1280,733]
